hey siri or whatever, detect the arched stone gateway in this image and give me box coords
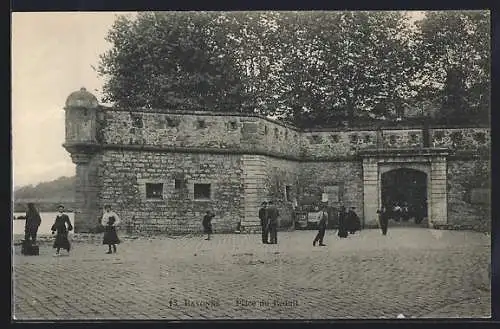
[381,168,428,222]
[360,148,449,228]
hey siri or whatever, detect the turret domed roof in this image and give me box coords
[65,87,99,109]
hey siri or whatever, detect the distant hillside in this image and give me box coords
[13,176,75,212]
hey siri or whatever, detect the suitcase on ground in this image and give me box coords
[21,241,39,256]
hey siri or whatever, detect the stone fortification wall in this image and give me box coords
[64,95,490,233]
[430,127,490,152]
[262,158,301,228]
[299,126,489,159]
[98,109,302,159]
[299,162,364,219]
[98,149,243,234]
[447,159,491,231]
[98,107,489,161]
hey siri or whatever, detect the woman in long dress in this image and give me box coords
[101,205,121,254]
[51,205,73,256]
[337,206,348,238]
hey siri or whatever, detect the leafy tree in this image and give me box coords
[414,11,490,123]
[259,11,419,127]
[98,11,489,127]
[98,12,248,111]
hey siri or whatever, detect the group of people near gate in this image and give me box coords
[18,200,413,254]
[17,203,122,256]
[258,201,280,244]
[258,202,361,246]
[383,202,426,224]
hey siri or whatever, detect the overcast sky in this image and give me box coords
[11,11,426,188]
[12,12,134,187]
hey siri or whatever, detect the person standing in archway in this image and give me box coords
[414,203,425,224]
[401,202,410,222]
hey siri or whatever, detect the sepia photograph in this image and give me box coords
[11,10,491,320]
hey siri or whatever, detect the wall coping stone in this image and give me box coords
[98,106,301,131]
[98,105,490,133]
[63,143,489,162]
[63,142,100,154]
[359,148,451,158]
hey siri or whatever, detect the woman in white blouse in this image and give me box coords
[101,205,121,254]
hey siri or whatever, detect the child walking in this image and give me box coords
[101,205,121,254]
[51,205,73,256]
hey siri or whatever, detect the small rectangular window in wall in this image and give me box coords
[175,179,183,190]
[285,185,292,202]
[194,183,211,200]
[146,183,163,199]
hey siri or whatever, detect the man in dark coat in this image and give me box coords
[337,205,348,238]
[259,202,269,244]
[267,201,279,244]
[377,207,389,236]
[313,205,328,246]
[414,204,424,224]
[347,207,361,234]
[202,210,215,240]
[18,203,42,244]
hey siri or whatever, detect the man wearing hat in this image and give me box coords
[267,201,280,244]
[258,201,269,244]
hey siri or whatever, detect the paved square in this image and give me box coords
[13,228,490,319]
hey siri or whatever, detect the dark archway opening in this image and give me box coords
[381,168,428,224]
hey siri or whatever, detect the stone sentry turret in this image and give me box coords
[63,87,101,232]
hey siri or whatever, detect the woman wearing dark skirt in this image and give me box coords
[337,206,348,238]
[101,205,121,254]
[202,210,215,240]
[51,205,73,256]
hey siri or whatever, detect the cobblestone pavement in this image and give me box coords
[12,228,491,320]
